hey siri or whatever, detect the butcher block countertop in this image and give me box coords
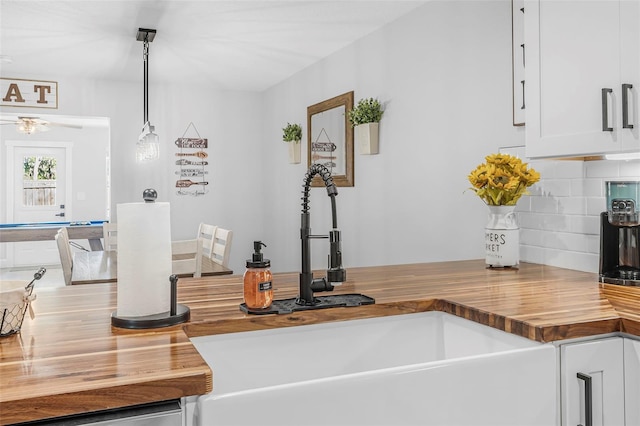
[2,260,640,424]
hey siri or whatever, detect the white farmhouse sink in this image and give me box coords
[189,311,557,426]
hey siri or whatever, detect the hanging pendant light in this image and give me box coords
[136,28,159,163]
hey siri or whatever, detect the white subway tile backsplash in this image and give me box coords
[529,160,556,179]
[520,245,544,264]
[585,160,619,178]
[530,196,558,214]
[517,158,627,273]
[527,184,544,197]
[542,231,591,253]
[514,196,531,212]
[586,234,600,255]
[582,178,605,197]
[541,214,571,232]
[618,160,640,177]
[520,228,543,246]
[542,248,599,273]
[570,215,600,235]
[539,179,572,197]
[558,197,586,215]
[517,212,541,229]
[586,197,606,216]
[570,179,585,196]
[554,161,584,179]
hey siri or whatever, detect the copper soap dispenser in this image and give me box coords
[243,241,273,310]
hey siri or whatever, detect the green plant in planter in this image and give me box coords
[282,122,302,143]
[348,98,384,127]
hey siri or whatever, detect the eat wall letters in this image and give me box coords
[1,78,58,109]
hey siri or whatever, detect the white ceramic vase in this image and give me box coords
[485,205,519,268]
[355,122,379,155]
[288,140,301,164]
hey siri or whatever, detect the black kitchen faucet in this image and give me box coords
[297,163,346,305]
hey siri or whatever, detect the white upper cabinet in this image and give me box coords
[620,0,640,153]
[525,0,640,158]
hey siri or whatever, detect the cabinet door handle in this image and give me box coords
[602,88,613,132]
[623,83,634,129]
[577,372,592,426]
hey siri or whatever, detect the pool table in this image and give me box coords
[0,221,106,251]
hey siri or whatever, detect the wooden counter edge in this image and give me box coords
[184,299,440,338]
[185,297,627,343]
[0,370,212,425]
[436,300,623,343]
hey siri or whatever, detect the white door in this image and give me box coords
[8,143,72,266]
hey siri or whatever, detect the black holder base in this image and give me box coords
[111,304,190,329]
[240,294,375,315]
[599,274,640,287]
[486,265,519,270]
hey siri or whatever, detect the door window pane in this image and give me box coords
[22,156,57,206]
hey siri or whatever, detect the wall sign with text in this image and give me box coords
[1,78,58,109]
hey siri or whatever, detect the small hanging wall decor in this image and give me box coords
[175,137,208,149]
[175,168,209,177]
[311,127,338,175]
[174,122,209,196]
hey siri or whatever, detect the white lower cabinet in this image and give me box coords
[625,338,640,426]
[560,337,624,426]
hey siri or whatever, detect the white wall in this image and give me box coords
[10,0,516,276]
[103,82,266,276]
[261,0,523,272]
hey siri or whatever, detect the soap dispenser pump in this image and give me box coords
[243,241,273,310]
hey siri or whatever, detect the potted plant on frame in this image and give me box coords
[348,97,384,155]
[282,122,302,164]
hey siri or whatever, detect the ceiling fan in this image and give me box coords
[0,116,82,135]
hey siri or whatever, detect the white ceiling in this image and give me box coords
[0,0,426,92]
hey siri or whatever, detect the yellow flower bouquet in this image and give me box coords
[468,153,540,206]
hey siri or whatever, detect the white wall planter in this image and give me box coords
[288,141,301,164]
[355,122,379,155]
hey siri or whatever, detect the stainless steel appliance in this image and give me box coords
[600,180,640,286]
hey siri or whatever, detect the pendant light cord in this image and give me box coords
[143,38,149,125]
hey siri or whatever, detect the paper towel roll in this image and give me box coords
[116,202,172,317]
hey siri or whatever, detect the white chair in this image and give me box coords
[197,223,218,260]
[102,222,117,251]
[211,227,233,267]
[55,228,73,286]
[171,238,203,278]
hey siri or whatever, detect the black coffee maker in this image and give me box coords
[600,180,640,286]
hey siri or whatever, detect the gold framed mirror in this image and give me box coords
[307,91,354,187]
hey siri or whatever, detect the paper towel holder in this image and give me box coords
[111,275,191,329]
